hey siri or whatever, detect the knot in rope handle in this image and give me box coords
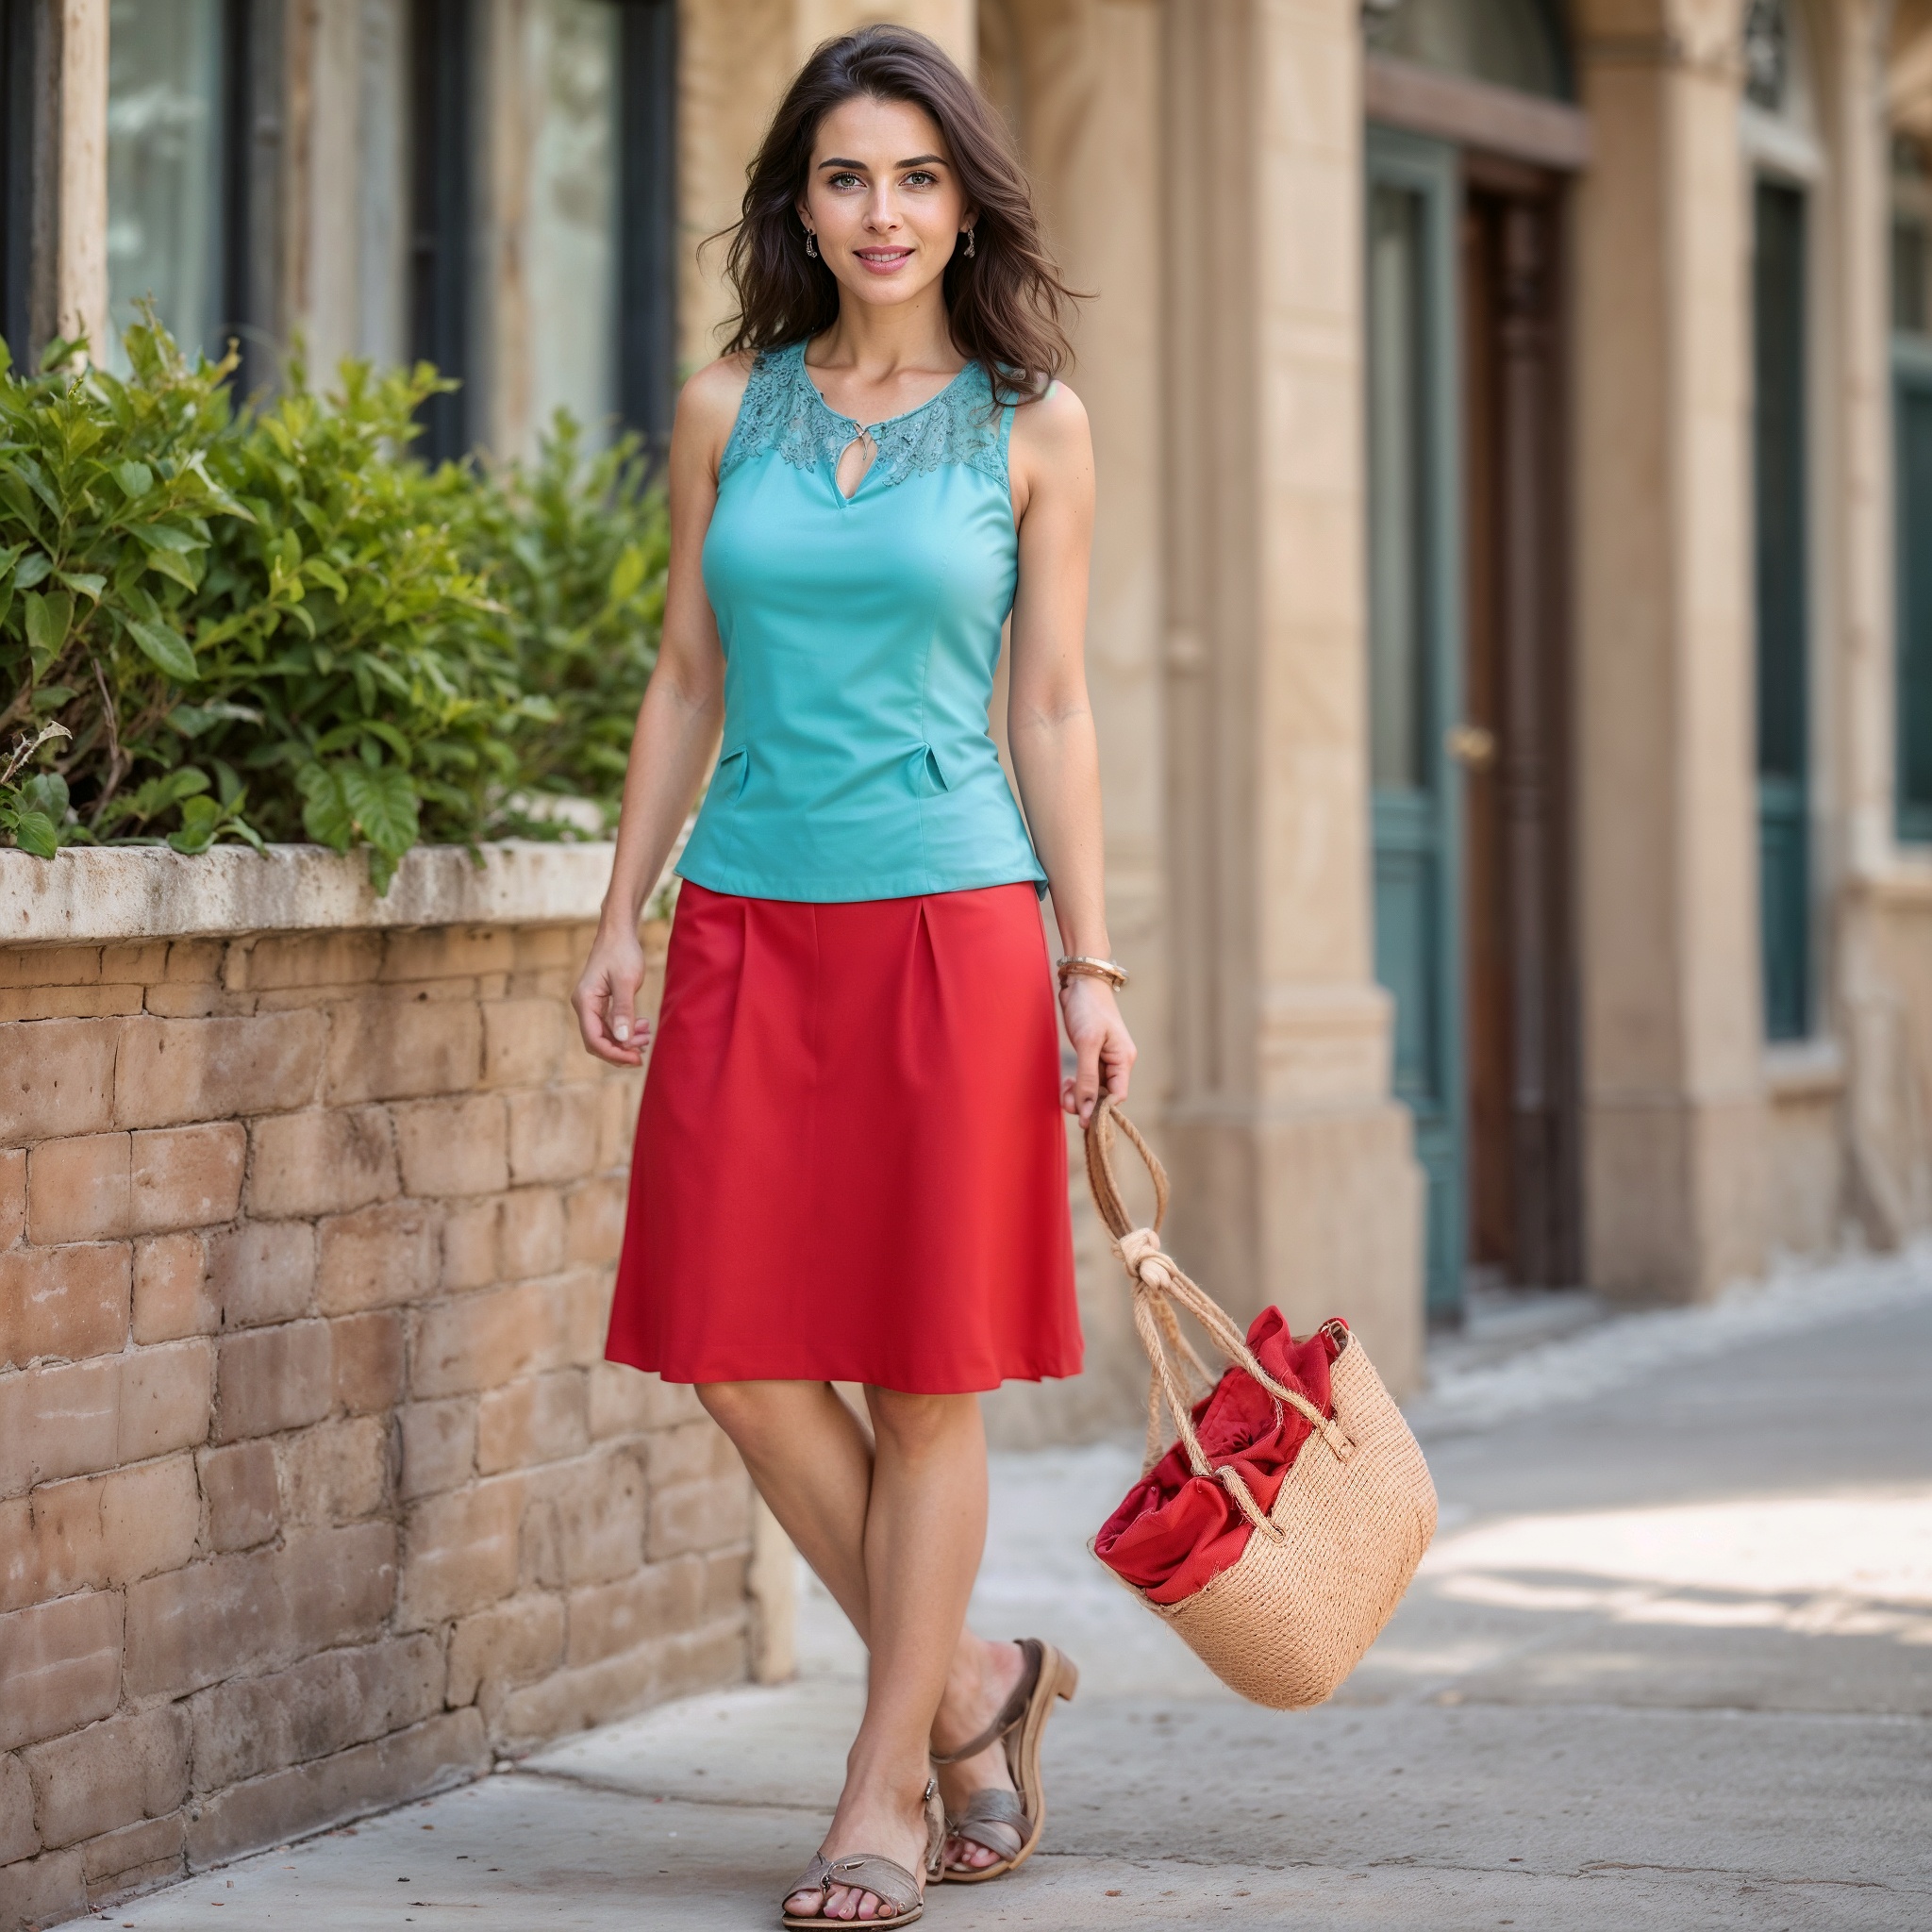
[1084,1096,1356,1500]
[1114,1224,1171,1285]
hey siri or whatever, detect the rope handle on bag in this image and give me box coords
[1082,1096,1354,1541]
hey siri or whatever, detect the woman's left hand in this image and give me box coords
[1059,976,1136,1124]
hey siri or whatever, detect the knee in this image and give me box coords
[694,1380,776,1451]
[865,1388,980,1461]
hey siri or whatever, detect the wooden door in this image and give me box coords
[1459,161,1581,1290]
[1366,127,1466,1323]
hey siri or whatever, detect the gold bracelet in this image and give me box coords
[1057,955,1127,992]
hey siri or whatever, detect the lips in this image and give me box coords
[855,248,913,272]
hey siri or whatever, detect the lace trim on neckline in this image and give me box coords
[719,341,1009,491]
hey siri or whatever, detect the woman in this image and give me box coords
[573,25,1134,1926]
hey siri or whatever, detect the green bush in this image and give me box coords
[0,320,664,890]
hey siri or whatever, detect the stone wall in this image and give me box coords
[0,847,766,1932]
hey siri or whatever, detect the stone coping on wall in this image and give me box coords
[0,842,623,947]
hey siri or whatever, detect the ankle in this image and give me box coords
[943,1632,1014,1707]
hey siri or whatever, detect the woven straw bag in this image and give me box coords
[1083,1097,1439,1710]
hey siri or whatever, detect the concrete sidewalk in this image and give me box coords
[87,1248,1932,1930]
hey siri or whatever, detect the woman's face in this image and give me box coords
[797,95,974,314]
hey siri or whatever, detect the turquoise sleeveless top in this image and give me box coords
[675,339,1048,904]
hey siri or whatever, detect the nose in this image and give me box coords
[864,184,899,231]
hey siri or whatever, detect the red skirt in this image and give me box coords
[604,880,1081,1391]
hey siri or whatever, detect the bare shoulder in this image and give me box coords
[1008,378,1092,520]
[675,352,758,461]
[1009,376,1090,458]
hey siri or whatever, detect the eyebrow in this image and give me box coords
[816,155,947,171]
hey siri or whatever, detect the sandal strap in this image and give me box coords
[818,1855,923,1914]
[784,1853,834,1905]
[947,1787,1028,1859]
[929,1638,1043,1766]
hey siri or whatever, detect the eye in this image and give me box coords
[903,170,940,188]
[827,172,863,190]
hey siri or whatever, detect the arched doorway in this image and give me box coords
[1361,0,1586,1319]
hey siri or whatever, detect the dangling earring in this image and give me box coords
[805,228,818,258]
[964,226,976,258]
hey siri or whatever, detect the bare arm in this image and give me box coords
[1006,382,1136,1124]
[571,358,748,1067]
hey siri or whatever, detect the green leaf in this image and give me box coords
[29,685,75,714]
[131,523,205,554]
[25,589,73,666]
[8,810,59,858]
[142,546,202,592]
[166,794,222,854]
[116,459,155,499]
[608,543,646,604]
[125,616,200,684]
[296,763,355,852]
[169,700,262,737]
[340,762,419,857]
[57,570,107,602]
[20,773,70,821]
[367,845,399,895]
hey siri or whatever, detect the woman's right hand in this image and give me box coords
[573,924,651,1067]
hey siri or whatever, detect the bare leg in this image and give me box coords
[697,1381,1024,1911]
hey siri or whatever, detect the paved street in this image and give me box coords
[88,1247,1932,1931]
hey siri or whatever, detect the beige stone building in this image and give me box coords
[7,0,1932,1401]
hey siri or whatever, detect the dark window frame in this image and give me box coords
[1752,175,1812,1041]
[409,0,475,463]
[618,0,677,457]
[219,0,286,397]
[1897,337,1932,846]
[1,0,58,365]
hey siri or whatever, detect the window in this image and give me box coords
[1894,135,1932,843]
[408,0,675,463]
[1753,178,1810,1038]
[107,0,226,369]
[527,0,622,441]
[1360,0,1571,102]
[104,0,281,387]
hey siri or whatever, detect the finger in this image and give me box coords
[605,971,641,1047]
[1074,1028,1103,1125]
[574,985,643,1068]
[1106,1025,1135,1098]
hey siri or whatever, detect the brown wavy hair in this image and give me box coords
[718,25,1080,406]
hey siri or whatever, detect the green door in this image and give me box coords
[1365,128,1466,1322]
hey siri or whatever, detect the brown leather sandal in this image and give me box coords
[780,1776,945,1928]
[931,1637,1079,1883]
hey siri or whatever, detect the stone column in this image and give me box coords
[1569,0,1768,1300]
[56,0,108,353]
[1161,0,1424,1395]
[1834,0,1932,1242]
[793,0,975,66]
[973,0,1172,1441]
[675,0,795,370]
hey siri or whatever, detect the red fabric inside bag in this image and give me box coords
[1094,1310,1343,1606]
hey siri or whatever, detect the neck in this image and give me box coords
[811,282,961,376]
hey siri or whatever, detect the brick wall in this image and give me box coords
[0,909,758,1930]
